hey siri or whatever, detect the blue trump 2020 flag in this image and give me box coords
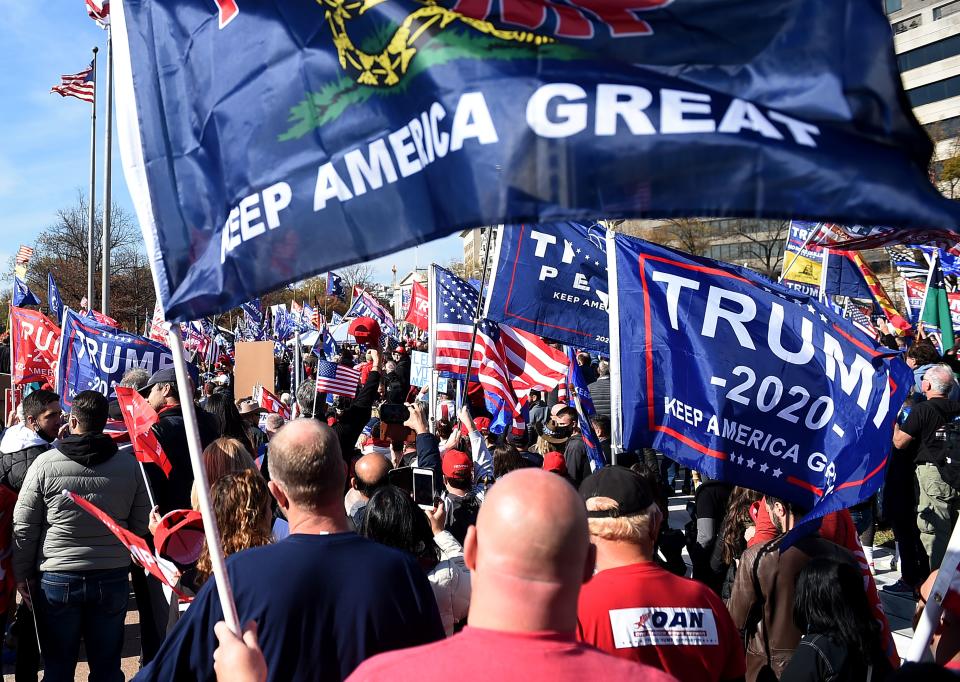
[327,273,345,300]
[486,222,608,352]
[57,309,193,411]
[113,0,960,322]
[609,233,912,527]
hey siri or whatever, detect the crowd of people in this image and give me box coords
[0,333,960,681]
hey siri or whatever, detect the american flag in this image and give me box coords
[86,0,110,27]
[51,63,96,104]
[844,299,879,340]
[433,265,568,418]
[314,359,360,398]
[15,246,34,265]
[886,245,928,281]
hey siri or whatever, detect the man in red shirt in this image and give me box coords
[212,469,677,682]
[577,466,746,682]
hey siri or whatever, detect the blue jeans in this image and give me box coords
[37,567,129,682]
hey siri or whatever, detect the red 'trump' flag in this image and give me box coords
[253,384,290,419]
[404,281,429,331]
[63,490,187,597]
[114,387,172,477]
[10,307,61,386]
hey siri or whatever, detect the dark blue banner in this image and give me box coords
[57,309,190,411]
[612,234,912,526]
[486,222,608,352]
[822,252,872,299]
[114,0,960,322]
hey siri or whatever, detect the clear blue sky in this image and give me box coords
[0,2,461,288]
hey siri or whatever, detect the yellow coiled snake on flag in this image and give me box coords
[319,0,553,86]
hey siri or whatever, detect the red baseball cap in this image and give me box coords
[459,416,491,437]
[154,509,205,565]
[543,451,567,474]
[348,316,381,346]
[442,449,472,480]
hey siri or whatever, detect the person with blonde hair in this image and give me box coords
[189,437,258,510]
[576,466,745,681]
[195,470,273,587]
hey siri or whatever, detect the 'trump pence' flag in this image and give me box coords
[114,0,960,323]
[114,387,172,477]
[609,234,911,529]
[486,222,609,352]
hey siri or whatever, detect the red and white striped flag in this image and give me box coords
[50,64,95,104]
[314,360,361,398]
[86,0,110,27]
[845,300,879,341]
[432,266,567,417]
[15,246,33,265]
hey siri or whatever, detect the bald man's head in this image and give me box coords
[268,419,345,509]
[353,454,392,498]
[472,468,591,586]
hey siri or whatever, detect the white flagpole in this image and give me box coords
[428,264,439,427]
[138,460,157,510]
[101,24,114,318]
[605,228,621,467]
[87,46,98,311]
[907,522,960,661]
[167,325,240,634]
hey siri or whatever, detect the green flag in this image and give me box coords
[921,252,955,352]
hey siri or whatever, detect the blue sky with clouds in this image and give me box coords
[0,1,462,289]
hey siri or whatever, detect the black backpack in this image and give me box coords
[929,404,960,490]
[445,491,481,545]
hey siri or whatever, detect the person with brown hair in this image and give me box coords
[190,437,258,511]
[195,470,273,587]
[712,486,764,600]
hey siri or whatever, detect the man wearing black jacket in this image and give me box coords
[136,367,218,664]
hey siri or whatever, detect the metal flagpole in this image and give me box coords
[167,325,240,634]
[778,222,824,284]
[605,228,621,466]
[101,25,114,317]
[462,226,497,404]
[87,46,98,310]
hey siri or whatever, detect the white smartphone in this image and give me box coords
[412,467,435,510]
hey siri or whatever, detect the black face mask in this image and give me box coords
[32,423,56,443]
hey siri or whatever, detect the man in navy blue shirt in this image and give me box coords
[134,419,444,682]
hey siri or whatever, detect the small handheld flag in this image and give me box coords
[13,277,41,307]
[115,387,173,477]
[314,360,360,398]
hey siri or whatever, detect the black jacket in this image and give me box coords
[588,375,611,419]
[780,634,891,682]
[149,403,219,513]
[0,441,54,492]
[333,370,381,461]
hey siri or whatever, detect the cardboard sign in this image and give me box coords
[234,341,275,399]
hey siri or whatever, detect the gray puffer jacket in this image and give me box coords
[13,432,150,580]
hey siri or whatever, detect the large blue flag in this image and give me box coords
[47,274,63,323]
[57,309,194,411]
[486,222,608,352]
[114,1,960,322]
[13,277,41,307]
[610,233,912,528]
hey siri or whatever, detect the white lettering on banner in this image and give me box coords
[220,182,292,263]
[313,93,498,213]
[71,328,174,397]
[525,84,821,147]
[654,272,887,425]
[609,607,719,648]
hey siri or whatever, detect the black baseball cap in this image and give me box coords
[579,466,654,518]
[139,368,179,395]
